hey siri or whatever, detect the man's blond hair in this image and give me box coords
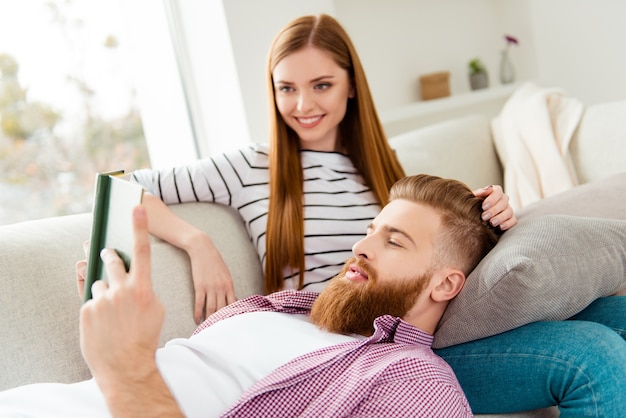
[389,174,499,275]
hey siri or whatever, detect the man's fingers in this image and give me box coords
[98,205,151,295]
[90,279,109,299]
[101,248,127,289]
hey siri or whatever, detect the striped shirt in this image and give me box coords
[131,143,380,291]
[196,290,473,417]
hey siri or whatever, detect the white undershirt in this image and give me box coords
[158,311,360,417]
[0,312,359,418]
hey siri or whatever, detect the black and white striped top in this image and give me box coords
[131,143,381,291]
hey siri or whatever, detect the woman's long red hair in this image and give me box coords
[264,14,405,293]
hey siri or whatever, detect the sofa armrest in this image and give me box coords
[0,213,92,389]
[0,202,263,391]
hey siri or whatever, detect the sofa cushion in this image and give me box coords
[0,213,93,390]
[433,172,626,349]
[388,115,503,190]
[570,100,626,184]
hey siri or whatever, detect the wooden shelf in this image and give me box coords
[379,83,520,137]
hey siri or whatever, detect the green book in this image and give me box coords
[83,170,145,302]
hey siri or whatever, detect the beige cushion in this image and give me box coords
[388,115,503,190]
[0,213,92,389]
[433,173,626,349]
[570,100,626,183]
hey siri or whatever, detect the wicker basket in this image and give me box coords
[419,71,450,100]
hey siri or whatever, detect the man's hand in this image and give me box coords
[79,205,183,416]
[473,185,517,231]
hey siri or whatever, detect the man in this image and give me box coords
[0,174,498,417]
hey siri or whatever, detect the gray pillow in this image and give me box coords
[432,174,626,349]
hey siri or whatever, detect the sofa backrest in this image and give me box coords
[388,115,504,190]
[570,100,626,184]
[388,99,626,192]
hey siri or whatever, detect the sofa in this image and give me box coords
[1,97,624,417]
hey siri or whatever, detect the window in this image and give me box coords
[0,0,150,225]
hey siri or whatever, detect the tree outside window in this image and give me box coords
[0,0,150,225]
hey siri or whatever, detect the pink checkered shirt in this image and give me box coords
[193,290,473,417]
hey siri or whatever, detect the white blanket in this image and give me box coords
[491,82,583,210]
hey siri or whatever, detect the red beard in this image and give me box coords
[309,257,431,336]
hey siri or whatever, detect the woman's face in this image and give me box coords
[272,46,354,152]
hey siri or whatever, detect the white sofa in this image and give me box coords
[1,99,624,417]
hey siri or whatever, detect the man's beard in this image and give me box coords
[309,257,431,337]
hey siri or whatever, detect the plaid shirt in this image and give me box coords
[194,290,472,417]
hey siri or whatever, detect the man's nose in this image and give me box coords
[352,236,372,260]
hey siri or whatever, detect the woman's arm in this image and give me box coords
[128,148,263,319]
[142,194,237,322]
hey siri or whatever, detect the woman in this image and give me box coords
[131,15,515,321]
[129,14,625,416]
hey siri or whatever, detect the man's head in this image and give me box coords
[310,174,499,336]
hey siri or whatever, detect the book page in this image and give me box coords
[101,176,145,279]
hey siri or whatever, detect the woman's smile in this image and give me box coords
[295,115,324,128]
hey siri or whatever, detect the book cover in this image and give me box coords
[83,170,145,302]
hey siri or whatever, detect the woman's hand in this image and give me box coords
[473,185,517,231]
[185,232,237,324]
[76,240,90,298]
[142,194,237,324]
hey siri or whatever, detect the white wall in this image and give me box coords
[334,0,626,107]
[143,0,626,163]
[333,0,538,109]
[529,0,626,105]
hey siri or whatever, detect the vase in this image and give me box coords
[469,71,489,90]
[499,49,515,84]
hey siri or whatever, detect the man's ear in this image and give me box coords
[431,270,466,302]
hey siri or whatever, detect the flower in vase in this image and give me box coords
[504,34,519,49]
[500,34,518,84]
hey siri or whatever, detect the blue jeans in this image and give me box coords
[434,296,626,417]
